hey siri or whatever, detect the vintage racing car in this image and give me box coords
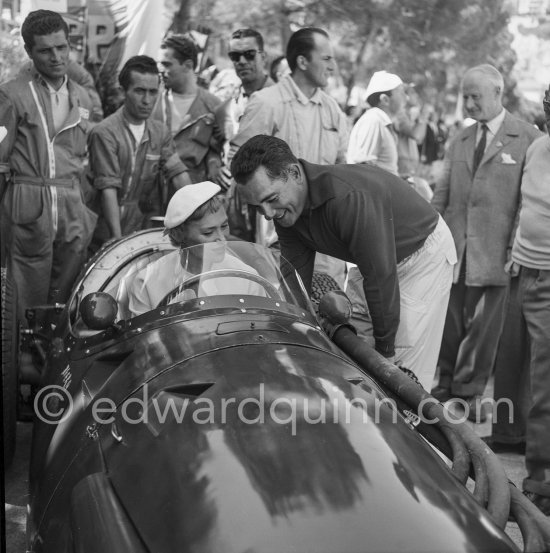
[16,229,550,552]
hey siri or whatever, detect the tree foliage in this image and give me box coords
[184,0,524,116]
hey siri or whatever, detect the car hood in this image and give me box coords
[99,342,515,553]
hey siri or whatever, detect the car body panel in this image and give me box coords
[27,231,517,553]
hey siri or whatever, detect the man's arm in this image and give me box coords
[159,129,191,190]
[101,187,121,239]
[332,190,400,357]
[393,106,430,146]
[88,127,123,238]
[0,90,17,197]
[205,96,225,181]
[431,142,453,214]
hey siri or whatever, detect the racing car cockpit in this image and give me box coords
[69,231,316,336]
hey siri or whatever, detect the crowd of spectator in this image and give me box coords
[1,9,549,517]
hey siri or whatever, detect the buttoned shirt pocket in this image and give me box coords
[320,124,340,164]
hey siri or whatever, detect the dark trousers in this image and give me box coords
[436,270,508,397]
[491,276,529,444]
[517,267,550,498]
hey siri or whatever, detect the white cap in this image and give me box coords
[164,181,221,229]
[365,70,403,99]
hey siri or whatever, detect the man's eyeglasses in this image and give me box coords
[228,49,261,63]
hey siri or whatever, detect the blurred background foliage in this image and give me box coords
[0,0,543,123]
[171,0,541,122]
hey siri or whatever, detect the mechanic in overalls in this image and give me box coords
[87,55,190,249]
[0,10,98,326]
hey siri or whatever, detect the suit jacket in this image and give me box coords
[432,111,540,286]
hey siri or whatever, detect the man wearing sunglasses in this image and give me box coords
[227,28,273,130]
[217,28,275,241]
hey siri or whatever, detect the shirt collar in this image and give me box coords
[32,67,68,91]
[480,108,505,137]
[282,75,323,105]
[117,106,150,142]
[45,75,69,96]
[299,159,337,211]
[236,74,273,100]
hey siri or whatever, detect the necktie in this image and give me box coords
[472,123,488,175]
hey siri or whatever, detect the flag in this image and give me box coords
[93,0,171,113]
[95,0,170,78]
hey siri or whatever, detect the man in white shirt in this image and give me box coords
[346,71,406,173]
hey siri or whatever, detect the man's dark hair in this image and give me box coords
[118,55,159,90]
[230,28,264,51]
[161,34,199,70]
[366,90,393,108]
[286,27,329,73]
[231,135,299,185]
[21,10,69,50]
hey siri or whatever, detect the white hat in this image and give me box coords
[164,181,221,229]
[365,70,403,99]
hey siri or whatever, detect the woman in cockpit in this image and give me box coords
[128,181,261,316]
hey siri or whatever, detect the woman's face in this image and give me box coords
[183,206,230,246]
[181,206,230,264]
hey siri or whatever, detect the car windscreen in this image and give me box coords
[120,241,312,319]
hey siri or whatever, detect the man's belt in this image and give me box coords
[12,176,75,187]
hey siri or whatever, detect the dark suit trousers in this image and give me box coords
[436,269,508,397]
[491,276,529,444]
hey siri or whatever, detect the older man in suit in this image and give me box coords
[431,64,541,421]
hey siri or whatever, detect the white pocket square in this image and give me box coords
[501,153,516,164]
